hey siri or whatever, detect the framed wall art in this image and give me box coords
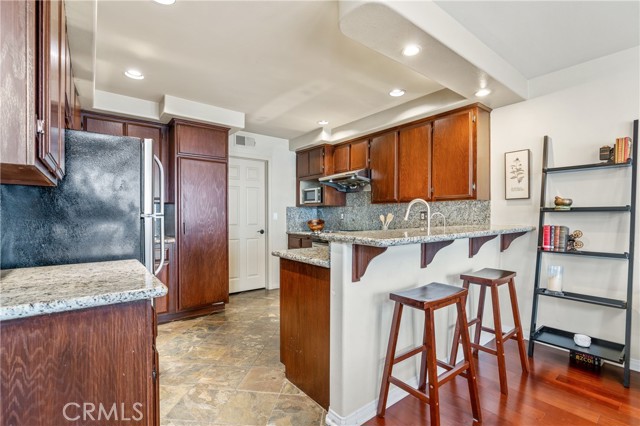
[505,149,530,199]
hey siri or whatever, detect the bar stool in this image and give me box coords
[449,268,530,396]
[377,283,482,426]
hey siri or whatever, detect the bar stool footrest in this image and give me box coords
[393,345,426,365]
[389,376,430,403]
[471,342,498,356]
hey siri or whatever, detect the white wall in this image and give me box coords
[228,131,296,290]
[491,48,640,364]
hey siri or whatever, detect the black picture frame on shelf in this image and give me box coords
[505,149,530,199]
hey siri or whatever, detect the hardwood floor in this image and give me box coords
[365,341,640,425]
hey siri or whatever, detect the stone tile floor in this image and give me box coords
[157,289,327,426]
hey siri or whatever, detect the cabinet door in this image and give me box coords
[333,144,350,173]
[175,123,227,159]
[308,147,325,176]
[296,152,309,178]
[398,123,431,202]
[288,235,302,249]
[350,139,369,171]
[432,109,475,200]
[154,249,170,315]
[83,115,126,136]
[370,131,398,203]
[178,157,228,309]
[38,0,64,179]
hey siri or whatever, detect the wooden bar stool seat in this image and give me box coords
[377,283,482,426]
[449,268,530,396]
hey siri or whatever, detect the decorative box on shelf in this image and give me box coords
[570,350,602,371]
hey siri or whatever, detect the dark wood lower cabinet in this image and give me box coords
[155,242,175,318]
[279,259,330,409]
[0,300,158,426]
[287,234,312,249]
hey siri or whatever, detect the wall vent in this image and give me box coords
[234,135,256,147]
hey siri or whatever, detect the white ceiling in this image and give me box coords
[66,1,640,142]
[435,1,640,79]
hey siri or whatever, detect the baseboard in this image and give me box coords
[325,376,420,426]
[628,357,640,372]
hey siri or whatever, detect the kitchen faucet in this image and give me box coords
[404,198,431,233]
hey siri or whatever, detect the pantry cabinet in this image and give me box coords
[0,0,80,187]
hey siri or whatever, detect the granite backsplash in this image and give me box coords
[286,191,490,232]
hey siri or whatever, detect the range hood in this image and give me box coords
[318,169,370,193]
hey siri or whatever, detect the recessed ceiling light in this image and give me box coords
[318,120,329,126]
[475,88,491,97]
[153,0,176,5]
[124,69,144,80]
[389,89,405,97]
[402,45,421,56]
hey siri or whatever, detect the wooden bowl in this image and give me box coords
[307,219,325,232]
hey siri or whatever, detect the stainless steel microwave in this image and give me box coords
[301,187,322,204]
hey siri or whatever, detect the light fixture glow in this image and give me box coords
[318,120,329,126]
[389,89,405,97]
[124,69,144,80]
[402,45,421,56]
[475,88,491,97]
[153,0,176,5]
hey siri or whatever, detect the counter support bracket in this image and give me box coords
[500,231,527,252]
[421,240,454,268]
[352,245,387,282]
[469,235,497,258]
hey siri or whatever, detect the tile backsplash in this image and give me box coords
[287,191,490,232]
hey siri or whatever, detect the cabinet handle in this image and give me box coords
[183,222,186,234]
[472,182,476,191]
[36,119,45,135]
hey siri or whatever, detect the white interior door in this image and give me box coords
[228,157,267,293]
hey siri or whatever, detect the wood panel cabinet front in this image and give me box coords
[178,157,228,310]
[350,139,369,170]
[174,121,227,159]
[370,131,398,203]
[398,123,432,202]
[0,301,157,426]
[333,144,350,173]
[154,243,175,316]
[432,109,475,200]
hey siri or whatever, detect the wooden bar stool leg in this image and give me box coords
[473,284,487,357]
[377,302,404,417]
[508,278,530,373]
[448,280,470,365]
[418,313,429,392]
[490,285,508,396]
[424,308,441,426]
[456,296,482,424]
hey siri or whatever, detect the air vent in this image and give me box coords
[234,135,256,147]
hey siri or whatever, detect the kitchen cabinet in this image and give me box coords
[1,300,159,426]
[170,119,229,320]
[279,258,330,409]
[333,138,369,173]
[155,241,176,318]
[288,234,312,249]
[432,106,490,200]
[398,123,432,202]
[0,0,80,187]
[370,131,399,203]
[296,145,334,178]
[81,112,173,203]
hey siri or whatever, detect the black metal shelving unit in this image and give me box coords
[528,119,638,387]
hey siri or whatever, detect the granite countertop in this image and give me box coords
[0,259,167,321]
[290,224,535,248]
[272,246,330,269]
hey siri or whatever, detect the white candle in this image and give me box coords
[548,275,562,291]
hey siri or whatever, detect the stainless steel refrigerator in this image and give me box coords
[0,130,165,274]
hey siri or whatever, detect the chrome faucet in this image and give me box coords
[404,198,431,233]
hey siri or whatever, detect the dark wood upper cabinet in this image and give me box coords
[398,123,432,202]
[370,131,398,203]
[350,138,369,170]
[432,106,490,200]
[83,115,126,136]
[296,145,334,179]
[173,120,227,159]
[1,0,80,187]
[333,144,350,173]
[332,138,369,173]
[178,157,228,310]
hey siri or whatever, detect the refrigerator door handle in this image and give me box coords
[153,155,166,276]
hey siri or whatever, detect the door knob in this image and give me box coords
[257,229,265,234]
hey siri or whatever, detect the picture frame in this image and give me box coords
[505,149,530,199]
